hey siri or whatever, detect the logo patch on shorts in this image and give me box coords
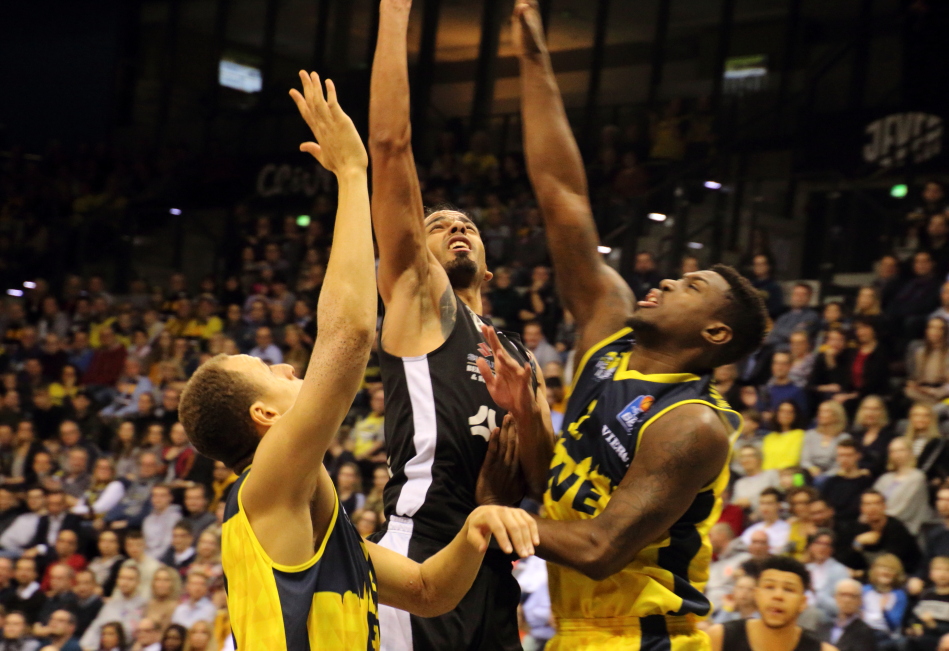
[617,395,655,433]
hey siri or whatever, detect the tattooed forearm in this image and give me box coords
[438,284,456,339]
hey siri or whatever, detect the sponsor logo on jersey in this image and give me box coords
[468,405,497,440]
[593,352,622,381]
[601,425,630,463]
[617,395,655,433]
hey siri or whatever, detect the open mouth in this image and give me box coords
[637,288,661,308]
[447,235,471,253]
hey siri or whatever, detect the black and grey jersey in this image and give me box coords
[377,292,533,543]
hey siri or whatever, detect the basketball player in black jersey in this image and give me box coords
[367,1,555,649]
[709,557,835,651]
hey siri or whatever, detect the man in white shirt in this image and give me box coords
[131,617,161,651]
[740,488,791,554]
[0,488,45,556]
[170,570,216,629]
[79,566,146,650]
[732,446,780,519]
[141,485,181,559]
[806,529,851,618]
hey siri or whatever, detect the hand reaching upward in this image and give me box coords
[476,325,536,420]
[512,0,547,59]
[289,70,368,174]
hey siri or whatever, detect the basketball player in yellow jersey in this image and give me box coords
[476,4,770,650]
[179,71,539,651]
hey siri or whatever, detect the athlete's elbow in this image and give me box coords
[368,127,412,156]
[576,535,629,581]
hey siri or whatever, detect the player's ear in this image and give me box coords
[248,401,281,430]
[702,321,733,346]
[483,269,494,283]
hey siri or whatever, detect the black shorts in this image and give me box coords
[374,515,522,651]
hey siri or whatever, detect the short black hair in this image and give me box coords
[709,264,768,366]
[759,487,782,501]
[807,528,836,547]
[179,354,262,470]
[758,556,810,591]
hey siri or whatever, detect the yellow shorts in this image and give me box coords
[546,615,711,651]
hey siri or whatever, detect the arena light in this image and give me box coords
[6,289,23,297]
[22,281,36,289]
[296,215,311,227]
[597,246,612,254]
[687,242,704,249]
[704,181,722,190]
[169,208,182,216]
[648,213,667,222]
[890,184,908,198]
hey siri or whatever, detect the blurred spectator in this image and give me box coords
[170,572,214,629]
[888,251,942,344]
[71,459,124,525]
[117,532,159,602]
[904,403,949,494]
[2,559,45,623]
[0,488,44,556]
[353,510,379,539]
[905,556,949,649]
[40,608,81,651]
[351,389,386,475]
[38,532,86,590]
[861,554,907,642]
[180,487,213,540]
[710,574,758,624]
[765,284,820,350]
[141,486,180,559]
[931,282,949,328]
[104,454,162,531]
[131,617,160,651]
[247,329,281,365]
[873,437,933,535]
[182,621,212,651]
[80,566,143,649]
[99,360,152,421]
[806,530,851,618]
[24,492,82,565]
[821,578,877,651]
[906,317,949,405]
[851,396,897,478]
[750,254,785,319]
[158,624,185,651]
[787,333,816,390]
[732,446,778,519]
[335,463,365,516]
[801,401,849,482]
[157,523,193,577]
[835,318,890,414]
[740,488,789,554]
[35,565,78,630]
[514,555,553,651]
[761,401,806,471]
[845,490,920,575]
[521,321,560,369]
[71,571,102,638]
[0,612,40,651]
[82,329,126,399]
[762,354,808,416]
[93,622,124,651]
[144,568,180,633]
[809,329,852,406]
[85,533,123,597]
[627,252,662,300]
[821,440,874,522]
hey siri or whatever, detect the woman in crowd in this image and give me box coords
[800,400,850,482]
[852,395,896,477]
[904,402,949,499]
[839,317,891,415]
[711,364,741,410]
[130,393,158,436]
[88,530,126,597]
[111,421,139,480]
[185,621,213,651]
[163,422,193,482]
[363,463,389,520]
[71,458,126,524]
[146,331,176,383]
[48,364,82,408]
[159,624,186,651]
[815,302,849,349]
[808,328,852,405]
[146,567,182,632]
[862,554,908,644]
[854,286,883,318]
[787,332,815,389]
[97,623,126,651]
[761,401,806,470]
[336,462,365,515]
[137,423,166,462]
[874,437,933,535]
[905,317,949,405]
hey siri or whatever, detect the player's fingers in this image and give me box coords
[309,72,329,115]
[485,426,501,463]
[501,415,517,468]
[525,510,540,546]
[289,88,311,119]
[324,78,339,108]
[486,511,514,555]
[501,508,533,557]
[299,142,322,159]
[298,70,312,98]
[476,357,496,385]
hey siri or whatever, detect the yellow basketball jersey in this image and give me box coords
[222,467,380,650]
[544,328,740,625]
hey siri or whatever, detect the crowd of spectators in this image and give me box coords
[6,119,949,649]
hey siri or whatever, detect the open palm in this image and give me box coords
[476,325,534,418]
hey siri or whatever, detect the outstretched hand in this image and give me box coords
[512,0,547,58]
[289,71,368,173]
[465,504,538,558]
[476,325,535,420]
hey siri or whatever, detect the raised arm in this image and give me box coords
[534,404,730,581]
[369,0,444,304]
[242,72,376,565]
[516,1,635,359]
[367,505,538,616]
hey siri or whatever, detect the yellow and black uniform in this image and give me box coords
[222,467,380,650]
[544,328,740,651]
